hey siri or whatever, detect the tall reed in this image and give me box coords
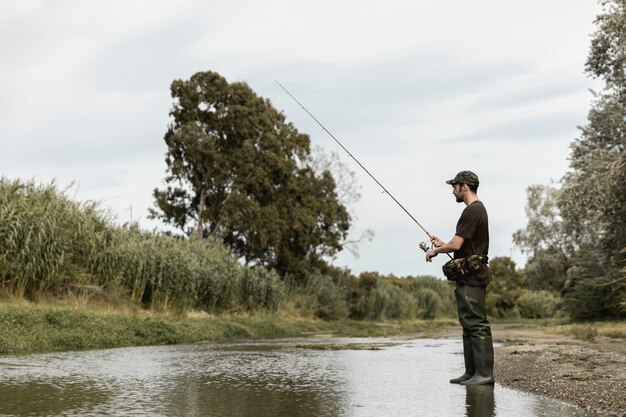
[0,178,285,312]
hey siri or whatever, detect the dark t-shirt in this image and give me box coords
[454,200,491,286]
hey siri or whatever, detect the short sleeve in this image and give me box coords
[455,205,479,240]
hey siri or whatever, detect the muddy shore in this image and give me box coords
[490,325,626,416]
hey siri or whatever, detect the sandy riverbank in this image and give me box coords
[490,324,625,416]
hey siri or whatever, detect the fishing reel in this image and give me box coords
[420,238,453,260]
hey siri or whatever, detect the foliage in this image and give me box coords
[586,0,626,95]
[0,301,454,355]
[303,272,349,320]
[566,325,598,342]
[516,290,559,319]
[366,278,411,319]
[486,257,525,317]
[514,1,626,319]
[522,248,570,291]
[561,263,624,320]
[342,272,456,320]
[561,0,626,264]
[0,178,108,298]
[308,146,374,258]
[241,268,284,312]
[513,185,570,291]
[414,288,441,320]
[150,71,350,279]
[0,178,285,313]
[409,275,457,318]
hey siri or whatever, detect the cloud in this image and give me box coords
[441,111,584,143]
[0,0,604,277]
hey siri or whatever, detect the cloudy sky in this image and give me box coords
[1,0,603,277]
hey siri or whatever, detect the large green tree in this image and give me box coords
[558,0,626,319]
[150,71,350,278]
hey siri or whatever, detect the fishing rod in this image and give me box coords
[275,80,452,259]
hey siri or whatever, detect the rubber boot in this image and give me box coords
[450,336,474,384]
[460,337,494,385]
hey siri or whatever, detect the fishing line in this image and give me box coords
[275,80,451,259]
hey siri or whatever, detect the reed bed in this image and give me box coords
[0,178,282,312]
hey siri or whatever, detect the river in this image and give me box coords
[0,337,599,416]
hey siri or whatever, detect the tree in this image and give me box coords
[513,184,570,291]
[150,71,350,279]
[559,0,626,266]
[486,257,525,317]
[307,146,374,258]
[513,1,626,318]
[559,95,626,266]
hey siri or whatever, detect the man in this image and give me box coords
[424,170,494,385]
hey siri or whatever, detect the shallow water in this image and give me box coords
[0,337,600,416]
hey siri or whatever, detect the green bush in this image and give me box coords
[241,268,284,312]
[409,276,456,317]
[304,272,349,320]
[516,290,559,319]
[486,292,520,319]
[366,279,411,319]
[187,237,244,311]
[561,265,625,320]
[415,288,441,319]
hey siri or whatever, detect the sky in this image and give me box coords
[0,0,604,278]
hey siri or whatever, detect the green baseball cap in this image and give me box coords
[446,170,479,186]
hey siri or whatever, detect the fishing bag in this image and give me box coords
[442,255,488,281]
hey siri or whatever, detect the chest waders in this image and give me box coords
[451,284,494,385]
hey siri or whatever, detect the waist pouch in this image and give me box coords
[442,255,489,281]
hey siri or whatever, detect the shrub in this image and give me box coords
[409,276,456,317]
[561,265,624,320]
[415,288,441,320]
[241,268,284,312]
[366,279,410,319]
[304,272,348,320]
[516,290,559,319]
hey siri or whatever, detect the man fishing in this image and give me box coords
[424,170,494,385]
[276,86,494,385]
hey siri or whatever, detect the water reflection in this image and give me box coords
[0,380,109,416]
[159,344,346,417]
[465,385,495,417]
[0,338,601,417]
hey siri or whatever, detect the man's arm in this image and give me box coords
[425,235,464,262]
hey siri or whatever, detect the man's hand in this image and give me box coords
[429,234,444,247]
[425,249,437,262]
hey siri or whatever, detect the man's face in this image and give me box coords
[452,183,465,203]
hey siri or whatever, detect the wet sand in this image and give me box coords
[490,325,626,416]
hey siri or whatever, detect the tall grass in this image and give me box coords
[0,178,283,312]
[0,179,105,297]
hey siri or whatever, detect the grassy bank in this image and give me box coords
[489,317,626,341]
[0,301,455,355]
[548,321,626,341]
